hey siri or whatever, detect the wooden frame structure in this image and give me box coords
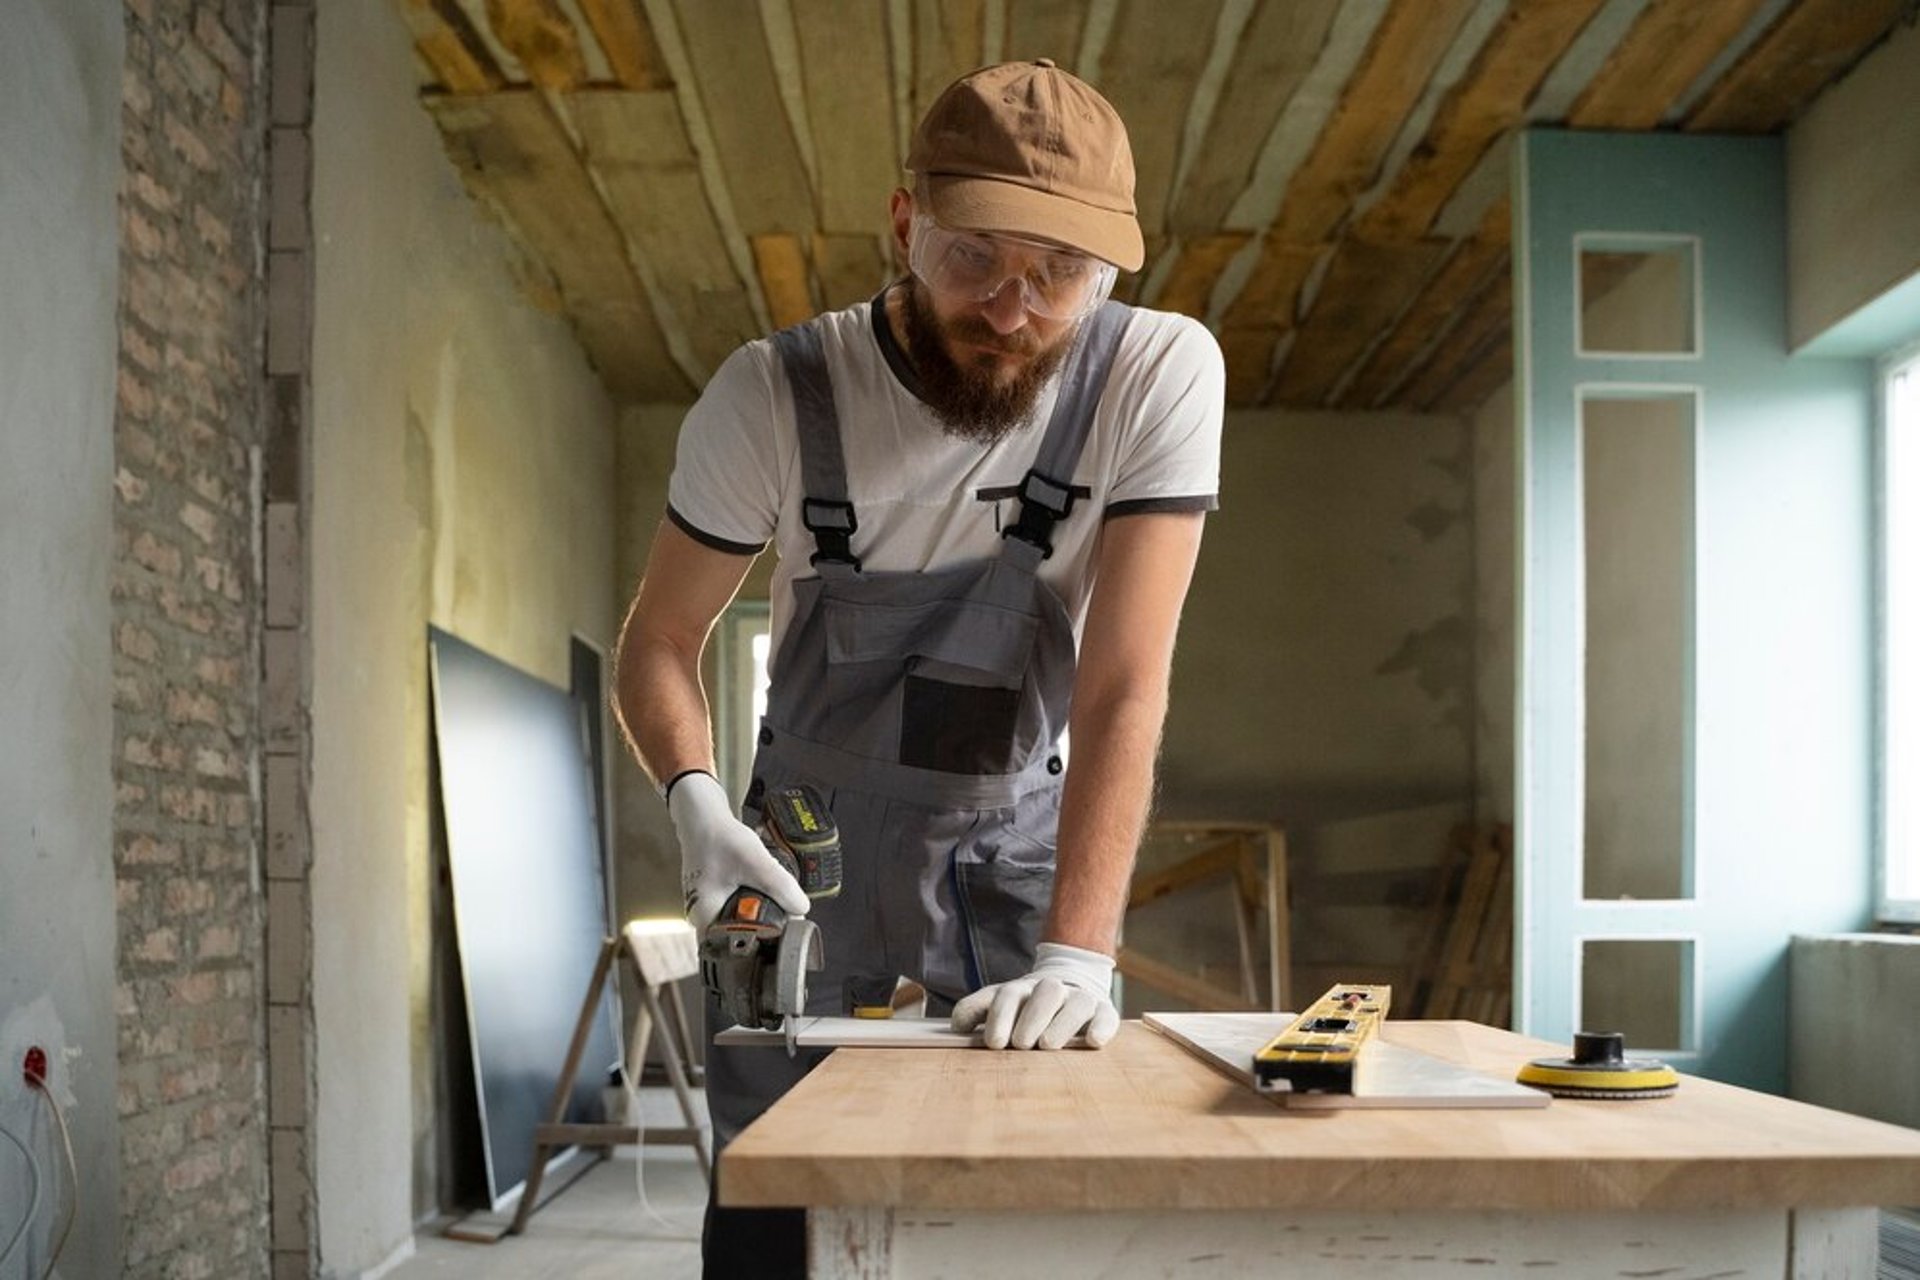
[1117,821,1290,1012]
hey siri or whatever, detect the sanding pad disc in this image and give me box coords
[1517,1031,1679,1099]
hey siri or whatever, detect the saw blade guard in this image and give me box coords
[771,916,824,1022]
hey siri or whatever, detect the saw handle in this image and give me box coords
[756,783,842,900]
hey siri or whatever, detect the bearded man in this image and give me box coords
[612,58,1224,1278]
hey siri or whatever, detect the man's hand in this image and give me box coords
[950,942,1120,1050]
[669,771,810,932]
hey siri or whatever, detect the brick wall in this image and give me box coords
[114,0,271,1275]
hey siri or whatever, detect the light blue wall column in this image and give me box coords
[1515,130,1874,1090]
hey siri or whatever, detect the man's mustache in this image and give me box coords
[943,319,1042,356]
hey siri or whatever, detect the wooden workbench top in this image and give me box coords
[719,1020,1920,1212]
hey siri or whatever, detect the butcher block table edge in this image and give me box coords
[719,1019,1920,1213]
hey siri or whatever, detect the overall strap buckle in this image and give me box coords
[1002,468,1077,560]
[803,497,862,570]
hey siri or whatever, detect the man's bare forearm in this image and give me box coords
[611,519,758,790]
[1045,686,1168,952]
[613,601,716,788]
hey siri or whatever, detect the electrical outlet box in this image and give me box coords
[23,1046,48,1085]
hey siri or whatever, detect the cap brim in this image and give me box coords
[923,175,1145,272]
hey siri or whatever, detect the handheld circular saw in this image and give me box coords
[700,783,841,1055]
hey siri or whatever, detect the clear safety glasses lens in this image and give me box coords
[909,216,1117,321]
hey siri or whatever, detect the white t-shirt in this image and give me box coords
[668,295,1224,668]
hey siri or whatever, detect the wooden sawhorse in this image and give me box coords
[508,918,710,1236]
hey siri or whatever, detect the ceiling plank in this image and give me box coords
[1430,332,1512,412]
[400,0,504,92]
[1684,0,1909,132]
[570,90,759,381]
[670,0,816,236]
[1356,0,1610,243]
[426,90,692,400]
[1338,199,1509,409]
[483,0,590,89]
[577,0,671,89]
[911,0,986,125]
[1222,325,1286,406]
[752,234,817,329]
[1566,0,1769,129]
[1265,0,1481,248]
[1167,0,1341,236]
[813,234,891,312]
[1151,232,1250,318]
[1003,0,1088,65]
[1269,237,1446,407]
[1397,262,1511,411]
[793,1,901,234]
[1095,0,1227,241]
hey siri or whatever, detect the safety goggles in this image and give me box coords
[908,214,1118,321]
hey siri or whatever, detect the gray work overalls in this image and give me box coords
[702,300,1133,1161]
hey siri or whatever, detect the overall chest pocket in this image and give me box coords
[825,598,1038,774]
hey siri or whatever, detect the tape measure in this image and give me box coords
[1253,983,1391,1094]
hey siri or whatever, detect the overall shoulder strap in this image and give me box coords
[770,321,861,574]
[1002,300,1132,566]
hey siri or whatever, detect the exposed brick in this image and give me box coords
[131,927,180,965]
[129,529,183,577]
[115,466,150,504]
[116,621,162,664]
[123,832,183,866]
[199,925,241,959]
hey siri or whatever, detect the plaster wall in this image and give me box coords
[1166,409,1473,826]
[1789,934,1920,1126]
[0,2,124,1276]
[1787,19,1920,351]
[310,0,619,1266]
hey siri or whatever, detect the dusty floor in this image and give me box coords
[386,1085,708,1280]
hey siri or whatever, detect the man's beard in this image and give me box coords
[901,280,1073,445]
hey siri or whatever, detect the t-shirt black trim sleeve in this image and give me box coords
[1103,495,1218,519]
[667,504,767,555]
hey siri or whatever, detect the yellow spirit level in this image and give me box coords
[1253,983,1391,1094]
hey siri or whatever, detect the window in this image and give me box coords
[713,600,771,806]
[1881,343,1920,922]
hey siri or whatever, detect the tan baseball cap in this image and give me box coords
[906,59,1144,272]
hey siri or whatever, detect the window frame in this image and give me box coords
[1877,338,1920,924]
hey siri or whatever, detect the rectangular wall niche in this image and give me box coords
[1582,390,1696,902]
[1577,235,1699,357]
[1580,938,1694,1054]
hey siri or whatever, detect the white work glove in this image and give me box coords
[668,771,811,933]
[950,942,1121,1050]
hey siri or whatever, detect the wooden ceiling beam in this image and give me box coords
[1566,0,1769,129]
[1339,198,1508,409]
[1263,0,1481,249]
[1356,0,1610,243]
[399,0,503,93]
[1269,237,1446,408]
[910,0,987,124]
[751,234,817,330]
[1149,232,1250,319]
[1095,0,1227,241]
[1221,325,1287,407]
[577,0,670,90]
[570,90,758,382]
[793,0,900,235]
[1398,262,1511,411]
[426,90,691,400]
[484,0,590,90]
[669,0,816,237]
[1685,0,1909,132]
[1003,0,1087,67]
[1167,0,1341,237]
[1430,332,1512,413]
